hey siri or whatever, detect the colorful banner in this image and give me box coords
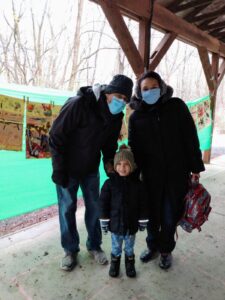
[186,96,212,151]
[26,102,61,158]
[0,95,25,151]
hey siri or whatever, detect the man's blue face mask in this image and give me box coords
[108,96,126,114]
[141,88,161,105]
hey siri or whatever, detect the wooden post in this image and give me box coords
[198,47,220,163]
[150,32,176,71]
[139,19,150,71]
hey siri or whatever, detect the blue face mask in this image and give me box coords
[141,88,161,105]
[108,96,126,114]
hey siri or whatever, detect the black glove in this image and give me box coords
[52,170,68,188]
[138,220,148,231]
[100,219,110,234]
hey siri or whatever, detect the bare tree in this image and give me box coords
[90,19,106,85]
[68,0,84,90]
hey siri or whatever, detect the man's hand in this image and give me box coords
[138,220,148,231]
[52,170,68,188]
[100,219,110,234]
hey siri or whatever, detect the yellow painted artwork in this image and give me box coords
[0,95,25,151]
[119,106,133,141]
[26,102,61,158]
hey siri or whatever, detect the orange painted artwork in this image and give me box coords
[26,102,61,159]
[0,95,25,151]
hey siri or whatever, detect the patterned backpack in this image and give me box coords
[179,179,212,232]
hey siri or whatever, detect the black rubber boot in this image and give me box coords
[125,254,136,278]
[140,248,158,263]
[159,253,172,270]
[109,254,121,277]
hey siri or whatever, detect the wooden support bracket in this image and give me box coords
[139,19,150,71]
[149,32,177,71]
[94,0,144,76]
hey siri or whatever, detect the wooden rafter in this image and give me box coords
[184,2,212,22]
[170,0,212,13]
[149,32,176,71]
[92,0,225,57]
[210,30,225,39]
[166,0,185,11]
[93,0,144,76]
[152,3,225,57]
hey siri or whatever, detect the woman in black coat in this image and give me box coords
[128,71,205,269]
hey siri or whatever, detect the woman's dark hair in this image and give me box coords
[135,71,162,99]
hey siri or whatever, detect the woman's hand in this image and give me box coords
[191,173,200,182]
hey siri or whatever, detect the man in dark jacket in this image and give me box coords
[49,74,133,271]
[128,71,205,269]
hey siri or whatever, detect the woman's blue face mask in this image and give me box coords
[108,96,126,114]
[141,88,161,105]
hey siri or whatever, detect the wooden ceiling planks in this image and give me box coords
[199,20,225,31]
[168,0,212,13]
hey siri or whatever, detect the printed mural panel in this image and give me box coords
[26,102,61,158]
[0,95,25,151]
[119,106,133,141]
[203,100,211,126]
[189,98,212,131]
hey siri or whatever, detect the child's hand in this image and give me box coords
[100,219,110,234]
[138,220,148,231]
[105,161,115,175]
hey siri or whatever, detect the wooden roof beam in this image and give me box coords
[90,0,225,58]
[151,2,225,58]
[149,32,177,71]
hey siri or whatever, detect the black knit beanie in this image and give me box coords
[105,74,133,101]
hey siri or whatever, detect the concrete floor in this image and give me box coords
[0,156,225,300]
